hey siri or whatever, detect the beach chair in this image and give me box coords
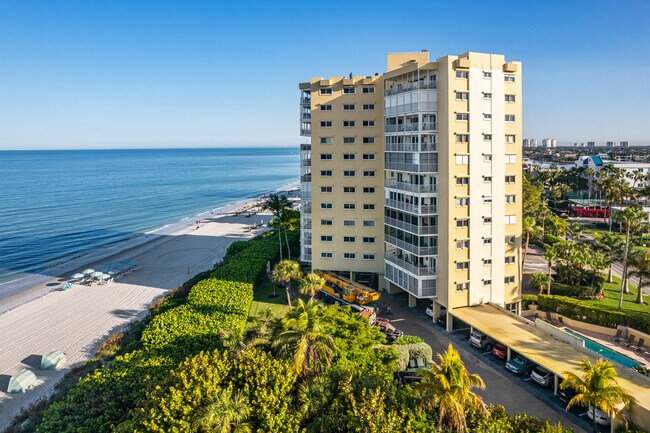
[623,335,637,348]
[608,329,623,343]
[630,338,645,353]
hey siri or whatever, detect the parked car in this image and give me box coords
[587,406,611,426]
[425,305,433,318]
[558,382,576,404]
[530,366,553,387]
[505,355,534,375]
[491,342,507,359]
[469,330,495,351]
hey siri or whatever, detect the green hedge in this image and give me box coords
[394,342,433,371]
[551,282,600,298]
[523,294,650,333]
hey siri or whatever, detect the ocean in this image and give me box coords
[0,147,299,289]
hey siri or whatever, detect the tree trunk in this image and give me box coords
[277,227,283,260]
[608,262,613,283]
[592,411,597,433]
[619,224,631,309]
[547,263,552,296]
[541,216,546,240]
[637,276,645,304]
[522,229,531,268]
[285,282,292,309]
[609,201,613,233]
[284,229,291,259]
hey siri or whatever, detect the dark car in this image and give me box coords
[491,343,507,359]
[505,355,534,375]
[558,382,577,404]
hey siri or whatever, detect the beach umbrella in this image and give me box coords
[7,369,37,393]
[71,273,84,280]
[100,273,111,280]
[82,269,95,275]
[91,271,104,278]
[41,350,66,370]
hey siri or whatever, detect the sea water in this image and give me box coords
[0,147,299,288]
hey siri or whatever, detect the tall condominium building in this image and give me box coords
[299,51,523,323]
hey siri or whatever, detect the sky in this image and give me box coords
[0,0,649,150]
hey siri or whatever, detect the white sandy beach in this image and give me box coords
[0,186,298,430]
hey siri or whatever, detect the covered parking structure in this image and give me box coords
[450,304,650,430]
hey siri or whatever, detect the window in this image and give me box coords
[456,70,469,79]
[320,202,333,209]
[363,220,376,227]
[343,170,356,177]
[483,71,492,78]
[320,153,333,160]
[505,215,517,224]
[483,154,493,162]
[362,86,375,94]
[456,282,470,291]
[456,240,470,249]
[505,154,517,164]
[455,155,469,165]
[506,235,516,244]
[343,220,356,226]
[363,103,375,110]
[504,75,516,82]
[343,153,356,160]
[483,238,493,245]
[320,104,332,111]
[320,137,333,144]
[320,170,332,176]
[320,186,333,193]
[505,175,516,183]
[320,235,333,242]
[484,176,492,183]
[455,197,469,206]
[343,120,355,127]
[505,256,516,264]
[483,216,492,224]
[456,113,469,121]
[343,186,356,193]
[456,92,469,100]
[505,114,515,122]
[456,177,469,186]
[505,94,516,102]
[320,88,332,95]
[483,113,492,120]
[484,279,492,286]
[343,236,356,243]
[505,194,516,204]
[363,187,376,193]
[320,121,332,127]
[343,104,355,111]
[483,134,492,141]
[343,137,356,144]
[344,252,356,259]
[362,153,376,160]
[362,120,375,127]
[363,203,375,210]
[505,276,516,284]
[321,252,333,258]
[363,170,375,177]
[483,197,493,204]
[363,136,375,144]
[343,87,355,94]
[363,253,376,260]
[456,219,469,228]
[363,237,375,243]
[483,92,492,100]
[343,203,356,210]
[456,262,469,270]
[321,219,333,226]
[456,134,469,143]
[483,258,492,265]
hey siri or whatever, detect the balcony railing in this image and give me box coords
[385,263,437,298]
[385,216,437,235]
[301,158,311,167]
[385,142,437,152]
[385,252,437,276]
[421,122,437,131]
[302,221,312,230]
[300,128,311,137]
[301,253,312,262]
[385,198,437,215]
[384,234,437,256]
[385,161,438,173]
[300,143,311,151]
[384,179,437,193]
[301,203,311,214]
[301,113,311,120]
[384,122,437,133]
[300,174,312,182]
[300,97,311,107]
[384,81,437,96]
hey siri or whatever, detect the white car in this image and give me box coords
[425,305,433,317]
[587,406,610,426]
[530,366,553,387]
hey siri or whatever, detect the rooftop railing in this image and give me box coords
[384,80,437,96]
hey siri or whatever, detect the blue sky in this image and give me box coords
[0,0,649,149]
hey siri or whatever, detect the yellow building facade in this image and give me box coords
[300,51,522,321]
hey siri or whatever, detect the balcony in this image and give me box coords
[300,174,312,182]
[384,179,437,193]
[300,143,311,151]
[300,97,311,107]
[385,252,437,276]
[300,128,311,137]
[301,158,311,167]
[385,142,437,152]
[385,262,437,298]
[384,80,437,96]
[301,202,311,214]
[385,198,437,215]
[385,216,437,235]
[301,252,312,262]
[302,221,312,230]
[384,123,437,133]
[301,113,311,121]
[384,234,437,256]
[385,161,438,173]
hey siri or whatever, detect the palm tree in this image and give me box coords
[299,272,325,301]
[522,216,536,268]
[595,233,624,283]
[613,205,645,307]
[567,222,584,241]
[628,168,646,189]
[193,388,252,433]
[416,344,486,433]
[277,208,300,259]
[272,299,336,377]
[627,249,650,305]
[561,359,636,433]
[271,259,301,309]
[543,243,561,296]
[263,194,292,260]
[597,167,625,232]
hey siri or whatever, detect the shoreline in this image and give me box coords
[0,180,299,316]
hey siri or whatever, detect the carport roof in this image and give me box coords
[451,304,650,416]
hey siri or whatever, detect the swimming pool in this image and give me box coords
[564,329,641,368]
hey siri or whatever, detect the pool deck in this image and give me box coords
[561,327,648,369]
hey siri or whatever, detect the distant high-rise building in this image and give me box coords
[587,141,595,148]
[620,141,630,148]
[606,141,616,148]
[542,138,556,148]
[523,138,530,148]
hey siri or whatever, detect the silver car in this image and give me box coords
[530,366,553,387]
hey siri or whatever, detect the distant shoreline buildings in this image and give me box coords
[523,139,633,148]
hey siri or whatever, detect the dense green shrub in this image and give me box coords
[551,282,600,298]
[553,264,605,290]
[394,342,433,371]
[543,233,562,245]
[393,335,425,345]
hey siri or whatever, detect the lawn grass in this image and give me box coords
[573,276,650,315]
[247,277,292,323]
